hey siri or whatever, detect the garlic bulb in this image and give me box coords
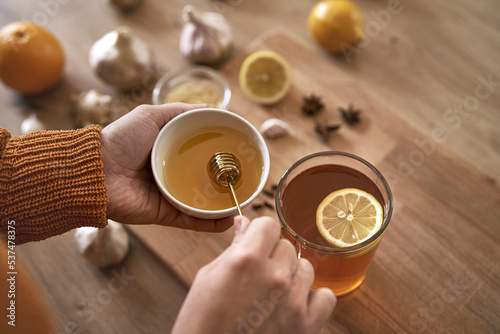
[74,220,130,268]
[260,118,294,140]
[179,5,233,66]
[73,89,114,127]
[21,113,46,134]
[89,26,155,91]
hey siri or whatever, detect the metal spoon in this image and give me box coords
[208,151,243,216]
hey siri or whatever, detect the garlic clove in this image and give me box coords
[21,113,46,135]
[72,89,114,128]
[89,26,155,92]
[74,219,130,268]
[179,5,233,66]
[259,118,294,140]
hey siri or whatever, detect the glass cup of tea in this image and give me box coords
[275,151,393,296]
[151,108,270,219]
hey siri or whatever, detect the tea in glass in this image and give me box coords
[276,152,393,296]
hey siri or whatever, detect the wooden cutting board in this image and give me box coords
[128,31,500,333]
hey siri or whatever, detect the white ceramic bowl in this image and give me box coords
[151,108,270,219]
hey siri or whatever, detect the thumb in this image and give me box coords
[232,216,251,245]
[157,103,208,127]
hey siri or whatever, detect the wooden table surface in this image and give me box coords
[1,1,499,333]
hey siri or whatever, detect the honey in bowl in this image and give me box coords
[162,125,264,210]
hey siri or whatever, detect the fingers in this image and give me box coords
[141,103,208,129]
[232,216,300,273]
[294,258,316,293]
[270,239,299,275]
[232,215,252,244]
[159,102,208,125]
[192,215,235,233]
[308,288,336,327]
[162,208,235,233]
[290,258,336,329]
[234,216,282,257]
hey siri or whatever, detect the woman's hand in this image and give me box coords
[172,216,337,334]
[100,103,233,232]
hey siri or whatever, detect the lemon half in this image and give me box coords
[238,50,291,105]
[316,188,383,247]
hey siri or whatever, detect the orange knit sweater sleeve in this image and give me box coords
[0,126,108,244]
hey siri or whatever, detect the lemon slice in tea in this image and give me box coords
[238,50,292,105]
[316,188,383,247]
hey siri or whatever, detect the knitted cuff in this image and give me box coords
[0,126,108,244]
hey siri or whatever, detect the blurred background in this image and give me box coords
[0,1,499,333]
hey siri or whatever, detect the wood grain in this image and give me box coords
[0,0,498,333]
[129,31,500,333]
[17,230,189,334]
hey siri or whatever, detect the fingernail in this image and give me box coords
[233,216,243,233]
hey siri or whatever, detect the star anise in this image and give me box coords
[252,200,274,210]
[339,104,362,126]
[315,120,341,144]
[252,184,277,210]
[301,94,325,116]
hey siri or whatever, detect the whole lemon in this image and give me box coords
[308,0,364,54]
[0,21,65,95]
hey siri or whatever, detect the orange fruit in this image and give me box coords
[0,21,65,95]
[308,0,364,54]
[316,188,383,247]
